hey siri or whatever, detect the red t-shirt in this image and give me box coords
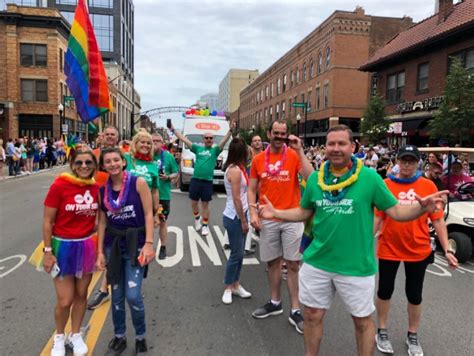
[44,177,100,239]
[375,177,444,261]
[250,147,302,210]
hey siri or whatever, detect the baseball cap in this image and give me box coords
[397,145,420,160]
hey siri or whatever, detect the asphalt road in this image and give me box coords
[1,169,473,355]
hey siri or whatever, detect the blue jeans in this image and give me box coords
[106,247,146,338]
[223,215,246,285]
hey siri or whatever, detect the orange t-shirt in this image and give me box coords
[375,177,444,261]
[250,147,302,210]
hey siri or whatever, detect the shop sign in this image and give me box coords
[388,122,402,134]
[396,96,444,113]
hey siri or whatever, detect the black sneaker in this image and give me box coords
[289,310,304,334]
[88,290,110,310]
[223,244,230,250]
[108,336,127,354]
[252,300,283,319]
[158,246,166,260]
[135,338,148,354]
[244,248,255,256]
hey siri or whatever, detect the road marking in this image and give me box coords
[213,226,260,265]
[188,227,222,266]
[40,271,103,356]
[0,255,26,278]
[84,293,111,355]
[156,226,184,267]
[216,193,227,198]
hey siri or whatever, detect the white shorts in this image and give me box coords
[299,263,375,318]
[260,220,304,262]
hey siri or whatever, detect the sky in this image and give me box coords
[133,0,438,126]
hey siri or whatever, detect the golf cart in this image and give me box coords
[419,147,474,263]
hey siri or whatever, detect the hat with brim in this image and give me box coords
[397,145,420,160]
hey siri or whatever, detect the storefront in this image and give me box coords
[18,114,53,139]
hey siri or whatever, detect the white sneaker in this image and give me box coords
[201,225,209,236]
[194,217,202,231]
[222,289,232,304]
[51,334,66,356]
[232,285,252,299]
[69,332,88,355]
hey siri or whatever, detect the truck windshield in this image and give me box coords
[186,134,230,149]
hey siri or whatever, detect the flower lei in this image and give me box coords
[388,172,421,184]
[58,172,95,186]
[318,156,363,202]
[104,171,132,213]
[264,144,287,177]
[134,152,152,162]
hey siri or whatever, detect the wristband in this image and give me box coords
[145,241,154,245]
[43,246,52,253]
[446,250,455,255]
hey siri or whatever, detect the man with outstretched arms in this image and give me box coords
[170,121,234,236]
[256,125,448,356]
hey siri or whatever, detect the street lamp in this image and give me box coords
[296,113,301,137]
[58,103,64,136]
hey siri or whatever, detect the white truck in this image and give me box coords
[178,114,230,192]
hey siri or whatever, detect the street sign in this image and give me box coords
[64,96,75,102]
[291,102,306,108]
[61,124,68,134]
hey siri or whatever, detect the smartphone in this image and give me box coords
[166,119,172,129]
[49,263,61,278]
[159,167,165,175]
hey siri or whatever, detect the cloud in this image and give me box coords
[134,0,435,119]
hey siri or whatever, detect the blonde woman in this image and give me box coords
[124,130,160,221]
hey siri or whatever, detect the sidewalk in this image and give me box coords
[1,164,66,182]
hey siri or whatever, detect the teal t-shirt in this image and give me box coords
[154,150,178,201]
[300,166,398,276]
[191,143,222,181]
[124,153,159,190]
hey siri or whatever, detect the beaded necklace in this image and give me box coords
[264,144,287,177]
[388,172,422,184]
[318,156,363,202]
[104,171,132,213]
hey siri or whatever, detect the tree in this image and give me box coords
[429,58,474,146]
[361,94,390,143]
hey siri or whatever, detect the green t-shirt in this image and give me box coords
[124,153,159,190]
[300,166,398,276]
[191,143,222,181]
[154,150,178,201]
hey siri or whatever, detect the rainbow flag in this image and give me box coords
[64,0,111,123]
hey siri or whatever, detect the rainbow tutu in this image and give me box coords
[29,234,97,278]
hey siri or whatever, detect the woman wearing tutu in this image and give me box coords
[96,147,155,354]
[42,147,100,356]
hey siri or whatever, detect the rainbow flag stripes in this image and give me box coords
[64,0,111,123]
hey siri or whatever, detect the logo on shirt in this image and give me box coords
[65,190,98,216]
[398,189,417,205]
[199,150,211,157]
[316,199,355,215]
[107,204,136,220]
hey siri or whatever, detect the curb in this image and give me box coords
[1,165,67,182]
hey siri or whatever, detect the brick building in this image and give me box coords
[0,4,79,141]
[360,0,474,146]
[238,7,413,145]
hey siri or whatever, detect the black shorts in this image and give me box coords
[159,200,171,222]
[189,178,213,202]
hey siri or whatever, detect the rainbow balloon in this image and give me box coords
[64,0,111,123]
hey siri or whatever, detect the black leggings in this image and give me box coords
[377,255,431,305]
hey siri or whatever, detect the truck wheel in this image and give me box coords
[180,175,189,192]
[449,232,472,263]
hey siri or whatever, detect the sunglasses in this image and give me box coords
[204,137,214,140]
[74,160,95,167]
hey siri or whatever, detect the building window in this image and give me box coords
[89,0,113,8]
[271,82,274,97]
[20,44,47,67]
[261,88,264,101]
[265,85,269,99]
[90,14,114,52]
[269,106,273,121]
[277,78,281,95]
[276,104,279,119]
[21,79,48,102]
[256,92,260,103]
[289,98,292,114]
[303,62,307,81]
[448,47,474,73]
[326,46,331,69]
[283,74,287,92]
[310,59,315,78]
[59,48,64,71]
[282,101,286,116]
[316,86,320,110]
[417,62,429,92]
[323,84,329,109]
[296,68,300,83]
[290,70,294,87]
[387,71,405,103]
[307,90,312,110]
[318,51,323,74]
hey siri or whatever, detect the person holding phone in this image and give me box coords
[96,147,155,355]
[42,147,100,356]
